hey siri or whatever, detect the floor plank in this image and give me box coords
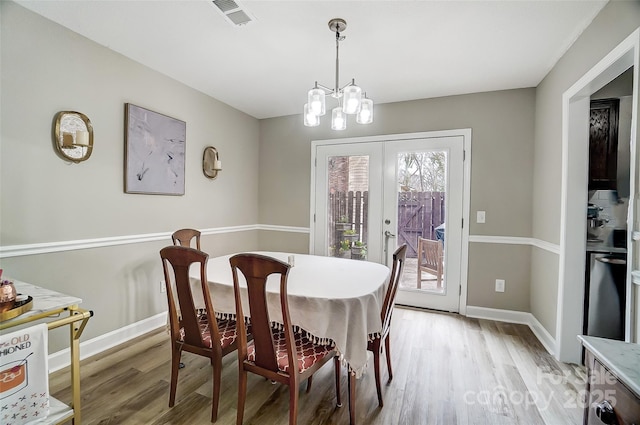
[51,307,585,425]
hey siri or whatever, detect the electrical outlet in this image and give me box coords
[495,279,505,292]
[160,280,166,293]
[477,211,486,223]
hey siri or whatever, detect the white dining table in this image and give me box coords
[189,251,390,378]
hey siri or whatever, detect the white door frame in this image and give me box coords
[309,129,472,314]
[557,28,640,363]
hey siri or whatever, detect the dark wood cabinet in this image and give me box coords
[589,99,620,190]
[580,337,640,425]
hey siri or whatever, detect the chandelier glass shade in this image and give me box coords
[304,18,373,130]
[331,107,347,130]
[303,102,320,127]
[356,97,374,124]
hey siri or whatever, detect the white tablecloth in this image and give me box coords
[189,251,390,377]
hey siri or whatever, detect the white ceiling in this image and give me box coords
[16,0,608,119]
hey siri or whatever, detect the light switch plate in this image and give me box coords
[495,279,505,292]
[477,211,486,223]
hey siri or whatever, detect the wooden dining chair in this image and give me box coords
[417,237,443,289]
[160,245,239,423]
[229,253,342,425]
[170,228,202,369]
[171,228,201,250]
[365,244,407,408]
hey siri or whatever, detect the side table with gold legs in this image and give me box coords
[0,280,93,425]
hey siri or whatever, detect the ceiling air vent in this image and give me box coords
[211,0,255,26]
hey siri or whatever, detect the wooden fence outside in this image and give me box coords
[328,191,445,257]
[397,191,445,257]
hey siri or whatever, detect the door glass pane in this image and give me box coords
[327,155,369,260]
[396,151,447,293]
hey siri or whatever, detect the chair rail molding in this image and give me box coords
[257,224,310,234]
[0,224,310,258]
[2,229,557,258]
[468,235,560,255]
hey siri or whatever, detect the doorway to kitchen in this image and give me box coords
[310,130,471,313]
[557,28,639,363]
[584,71,634,344]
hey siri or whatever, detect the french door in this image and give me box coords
[312,133,467,312]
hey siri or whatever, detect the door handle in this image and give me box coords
[594,400,617,425]
[383,230,396,267]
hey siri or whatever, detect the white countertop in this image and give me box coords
[578,335,640,397]
[2,279,82,328]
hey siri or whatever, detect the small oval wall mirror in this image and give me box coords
[53,111,94,163]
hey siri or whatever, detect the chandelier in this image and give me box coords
[304,18,373,130]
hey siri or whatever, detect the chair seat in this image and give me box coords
[179,315,238,350]
[247,328,333,374]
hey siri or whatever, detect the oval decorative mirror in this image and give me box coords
[53,111,94,163]
[203,146,222,179]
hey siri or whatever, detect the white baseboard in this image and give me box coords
[527,313,557,356]
[49,306,558,372]
[49,312,167,372]
[465,306,556,356]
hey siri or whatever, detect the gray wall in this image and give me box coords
[0,2,260,352]
[4,0,638,356]
[259,89,536,310]
[531,0,640,338]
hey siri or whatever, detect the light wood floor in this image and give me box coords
[50,307,587,425]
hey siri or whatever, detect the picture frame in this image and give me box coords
[124,103,186,195]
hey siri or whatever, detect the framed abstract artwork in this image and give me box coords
[124,103,186,195]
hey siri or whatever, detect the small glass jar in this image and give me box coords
[0,281,16,312]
